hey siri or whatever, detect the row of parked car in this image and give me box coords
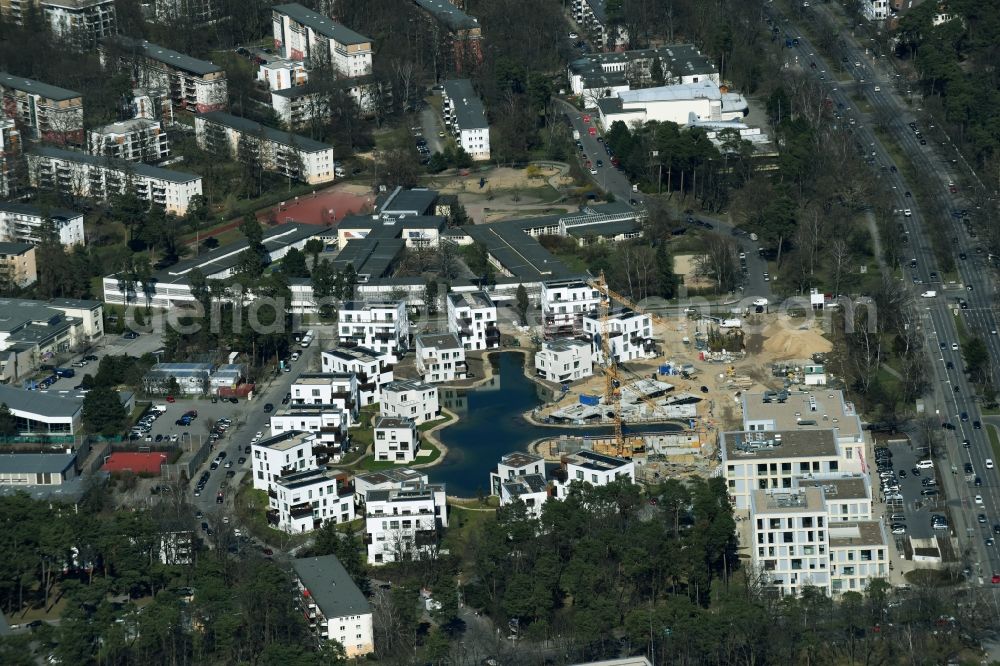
[876,446,941,535]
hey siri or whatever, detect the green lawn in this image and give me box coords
[442,503,497,567]
[987,424,1000,462]
[359,439,443,472]
[418,412,454,432]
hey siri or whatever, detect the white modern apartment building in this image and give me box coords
[320,346,394,405]
[88,118,170,163]
[251,431,318,491]
[490,453,549,519]
[797,476,873,523]
[373,416,420,464]
[272,3,373,78]
[270,467,355,533]
[582,308,652,365]
[535,338,593,384]
[102,37,228,113]
[354,467,428,507]
[751,487,830,597]
[553,450,635,500]
[862,0,889,21]
[440,79,490,161]
[291,555,374,657]
[364,480,448,565]
[828,521,889,595]
[415,332,466,383]
[270,406,349,452]
[0,72,83,144]
[541,278,600,336]
[195,111,335,185]
[269,80,380,125]
[447,291,498,351]
[290,373,359,426]
[0,203,84,246]
[490,452,547,495]
[337,301,409,363]
[380,379,439,425]
[27,146,203,215]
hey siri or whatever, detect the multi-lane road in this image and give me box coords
[778,9,1000,575]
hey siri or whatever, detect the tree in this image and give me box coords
[82,386,127,436]
[312,258,337,319]
[281,247,310,278]
[303,238,324,271]
[0,403,17,438]
[515,284,529,324]
[424,279,439,315]
[963,336,990,385]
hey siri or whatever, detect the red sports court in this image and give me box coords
[102,452,168,475]
[264,187,373,226]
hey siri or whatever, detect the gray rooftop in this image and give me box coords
[0,452,76,474]
[375,416,415,429]
[566,220,639,239]
[0,298,71,333]
[324,346,384,363]
[291,555,371,619]
[442,79,488,130]
[32,146,201,184]
[742,390,861,442]
[273,3,372,45]
[569,44,717,90]
[416,332,462,350]
[412,0,479,31]
[797,475,870,501]
[355,467,426,486]
[376,187,438,217]
[543,338,590,352]
[0,72,81,101]
[563,449,631,471]
[333,237,405,279]
[0,202,81,222]
[504,473,548,496]
[721,429,840,461]
[198,111,333,153]
[384,378,436,393]
[447,290,494,310]
[464,218,576,281]
[105,37,222,75]
[828,521,887,548]
[499,452,544,468]
[46,298,102,311]
[0,242,33,256]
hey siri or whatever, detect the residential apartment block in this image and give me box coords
[0,203,84,247]
[320,346,393,405]
[0,241,36,287]
[373,416,420,464]
[103,37,228,113]
[490,453,549,519]
[0,114,20,197]
[0,72,83,144]
[380,379,439,425]
[40,0,116,44]
[27,146,203,215]
[447,291,499,351]
[270,406,349,452]
[582,308,652,365]
[415,332,466,383]
[251,431,319,491]
[828,521,889,595]
[154,0,219,23]
[269,468,355,533]
[412,0,482,72]
[354,467,428,506]
[541,278,600,337]
[553,450,635,500]
[534,338,593,384]
[337,300,409,363]
[289,373,359,426]
[364,479,448,564]
[440,79,490,161]
[195,111,335,184]
[272,3,373,78]
[269,79,380,126]
[291,555,374,656]
[88,118,170,163]
[741,389,866,460]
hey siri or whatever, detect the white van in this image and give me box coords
[915,459,934,469]
[987,458,995,470]
[920,290,936,298]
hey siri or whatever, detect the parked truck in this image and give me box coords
[572,129,580,140]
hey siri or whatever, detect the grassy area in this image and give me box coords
[442,503,497,567]
[360,439,443,471]
[987,424,1000,462]
[418,412,454,432]
[234,482,311,550]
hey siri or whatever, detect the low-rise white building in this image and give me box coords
[415,332,466,383]
[441,79,490,161]
[0,452,78,486]
[373,416,420,464]
[320,346,394,405]
[353,467,428,507]
[291,555,374,657]
[364,480,448,565]
[290,373,359,426]
[337,301,409,363]
[489,452,547,495]
[0,203,84,246]
[270,467,355,533]
[534,338,593,383]
[195,111,335,185]
[380,379,439,425]
[582,308,652,365]
[499,473,549,520]
[251,431,318,491]
[596,81,748,130]
[270,406,350,453]
[828,521,889,595]
[553,450,635,500]
[541,278,600,337]
[447,291,499,351]
[88,118,169,163]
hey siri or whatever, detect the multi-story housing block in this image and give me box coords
[380,379,439,425]
[534,338,593,383]
[490,453,549,518]
[489,452,547,495]
[0,114,20,197]
[289,373,359,426]
[440,79,490,161]
[27,146,203,215]
[154,0,220,23]
[751,488,830,597]
[270,405,350,452]
[447,290,499,351]
[272,3,373,78]
[269,79,379,125]
[582,308,652,364]
[797,476,873,523]
[354,467,428,507]
[412,0,482,72]
[0,203,84,246]
[373,416,420,464]
[364,480,448,564]
[828,521,889,595]
[270,468,355,533]
[415,332,466,383]
[0,242,36,287]
[291,555,374,656]
[320,346,393,405]
[195,111,335,184]
[251,431,318,491]
[0,73,83,144]
[553,450,635,499]
[102,37,228,113]
[337,300,409,362]
[41,0,115,44]
[88,118,170,163]
[541,278,600,337]
[570,0,627,50]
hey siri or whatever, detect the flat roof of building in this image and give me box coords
[447,290,494,309]
[376,187,438,217]
[323,346,384,363]
[828,521,887,548]
[0,452,76,474]
[504,473,548,496]
[797,475,869,501]
[566,220,639,239]
[0,202,81,222]
[384,379,436,392]
[375,416,415,429]
[416,332,462,350]
[275,467,350,492]
[742,390,862,441]
[619,80,722,104]
[33,146,201,184]
[291,555,371,619]
[332,237,405,278]
[412,0,479,31]
[500,452,544,468]
[463,218,578,281]
[341,300,402,312]
[46,297,102,311]
[92,117,160,135]
[563,449,630,471]
[355,467,426,486]
[105,36,222,75]
[272,3,372,44]
[752,487,825,514]
[0,384,82,418]
[0,241,33,256]
[442,79,488,130]
[198,111,332,153]
[254,430,313,452]
[721,429,839,461]
[543,338,590,352]
[0,71,81,101]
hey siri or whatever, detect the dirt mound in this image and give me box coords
[761,318,832,360]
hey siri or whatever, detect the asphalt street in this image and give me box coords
[775,7,1000,577]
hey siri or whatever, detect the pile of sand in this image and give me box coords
[761,317,832,360]
[436,166,560,194]
[674,254,714,288]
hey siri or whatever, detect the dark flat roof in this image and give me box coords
[0,72,81,101]
[333,237,405,278]
[104,37,222,75]
[412,0,479,31]
[464,219,576,281]
[442,79,488,130]
[291,555,371,618]
[0,242,33,255]
[198,111,333,153]
[376,187,438,217]
[32,146,201,184]
[0,384,82,418]
[0,202,81,221]
[0,452,76,474]
[273,3,372,44]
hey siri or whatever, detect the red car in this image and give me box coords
[166,395,175,403]
[582,114,591,123]
[992,573,1000,584]
[588,126,597,136]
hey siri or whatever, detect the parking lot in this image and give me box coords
[879,441,944,540]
